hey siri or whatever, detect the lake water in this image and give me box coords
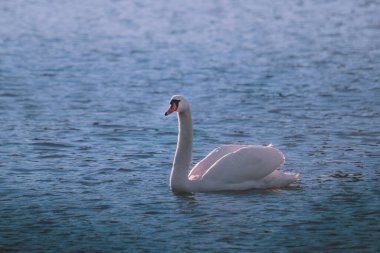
[1,0,380,252]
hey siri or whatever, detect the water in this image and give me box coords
[1,0,380,252]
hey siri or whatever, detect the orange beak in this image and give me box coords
[165,103,177,116]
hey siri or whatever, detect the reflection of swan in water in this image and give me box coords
[164,95,299,193]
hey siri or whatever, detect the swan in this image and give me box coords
[164,95,299,193]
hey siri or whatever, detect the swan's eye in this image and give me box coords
[165,99,181,116]
[170,99,180,108]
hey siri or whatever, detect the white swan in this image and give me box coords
[165,95,299,193]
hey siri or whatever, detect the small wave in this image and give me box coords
[320,170,364,182]
[31,142,74,148]
[38,154,68,159]
[0,92,18,97]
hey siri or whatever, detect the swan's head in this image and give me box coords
[164,95,190,116]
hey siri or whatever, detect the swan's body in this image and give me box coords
[165,95,299,193]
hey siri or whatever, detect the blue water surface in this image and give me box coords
[1,0,380,252]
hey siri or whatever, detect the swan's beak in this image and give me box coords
[164,103,177,116]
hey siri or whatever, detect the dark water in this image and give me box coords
[1,0,380,252]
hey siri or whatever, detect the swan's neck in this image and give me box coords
[170,110,192,192]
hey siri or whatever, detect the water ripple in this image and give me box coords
[1,0,380,252]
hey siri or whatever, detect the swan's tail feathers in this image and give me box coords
[283,172,300,184]
[284,172,300,179]
[263,170,300,188]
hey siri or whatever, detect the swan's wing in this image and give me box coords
[201,145,285,184]
[188,145,248,180]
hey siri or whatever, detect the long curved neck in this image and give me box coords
[170,109,192,192]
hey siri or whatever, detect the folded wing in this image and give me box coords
[201,145,285,184]
[188,145,248,180]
